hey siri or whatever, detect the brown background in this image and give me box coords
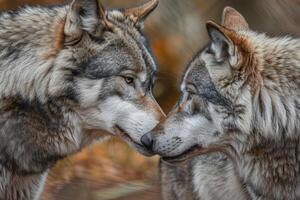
[0,0,300,199]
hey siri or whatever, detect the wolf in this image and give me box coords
[0,0,165,199]
[141,7,300,200]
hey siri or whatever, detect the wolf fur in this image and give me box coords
[145,7,300,200]
[0,0,164,199]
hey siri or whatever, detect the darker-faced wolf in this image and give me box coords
[0,0,164,199]
[142,7,300,200]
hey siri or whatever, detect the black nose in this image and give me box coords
[141,133,153,149]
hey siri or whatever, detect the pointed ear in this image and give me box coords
[206,21,236,63]
[221,7,249,31]
[123,0,159,24]
[64,0,107,45]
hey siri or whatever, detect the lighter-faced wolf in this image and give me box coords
[0,0,165,199]
[141,7,300,200]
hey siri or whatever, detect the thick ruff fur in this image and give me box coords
[146,7,300,200]
[0,0,164,199]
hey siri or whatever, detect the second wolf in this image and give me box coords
[142,7,300,200]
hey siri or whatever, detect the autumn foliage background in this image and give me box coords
[0,0,300,199]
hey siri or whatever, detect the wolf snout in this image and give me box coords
[141,132,153,150]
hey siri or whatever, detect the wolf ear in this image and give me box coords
[206,21,237,64]
[64,0,107,45]
[221,7,249,31]
[123,0,158,25]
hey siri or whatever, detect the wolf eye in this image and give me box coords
[124,76,134,85]
[186,84,197,95]
[187,89,196,95]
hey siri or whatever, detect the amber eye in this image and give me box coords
[124,76,134,85]
[186,84,197,95]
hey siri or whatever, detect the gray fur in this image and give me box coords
[156,50,300,200]
[0,0,163,199]
[147,7,300,200]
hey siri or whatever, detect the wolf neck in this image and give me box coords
[0,6,68,102]
[0,167,48,200]
[255,35,300,139]
[230,33,300,139]
[226,135,300,199]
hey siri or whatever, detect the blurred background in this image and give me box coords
[0,0,300,199]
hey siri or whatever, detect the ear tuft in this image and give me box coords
[64,0,107,46]
[97,1,107,23]
[206,21,223,34]
[123,0,159,24]
[206,21,230,46]
[222,6,249,31]
[206,21,235,63]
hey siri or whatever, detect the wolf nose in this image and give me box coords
[141,133,153,149]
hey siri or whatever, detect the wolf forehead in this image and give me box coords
[107,10,157,70]
[71,38,156,80]
[66,8,157,82]
[181,51,231,108]
[182,54,211,90]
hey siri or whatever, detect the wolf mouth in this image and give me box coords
[114,125,153,156]
[162,145,203,164]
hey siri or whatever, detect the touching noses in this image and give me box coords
[141,132,153,150]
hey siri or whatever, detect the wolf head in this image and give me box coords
[140,7,259,159]
[0,0,165,158]
[141,56,225,159]
[61,0,165,154]
[142,6,300,160]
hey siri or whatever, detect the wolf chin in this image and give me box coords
[0,0,165,199]
[143,7,300,200]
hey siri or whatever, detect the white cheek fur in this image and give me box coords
[81,96,159,143]
[118,110,158,143]
[153,115,218,157]
[78,79,104,107]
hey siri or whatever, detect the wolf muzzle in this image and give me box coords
[141,132,153,150]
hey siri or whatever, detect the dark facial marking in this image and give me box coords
[109,16,157,92]
[183,49,232,109]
